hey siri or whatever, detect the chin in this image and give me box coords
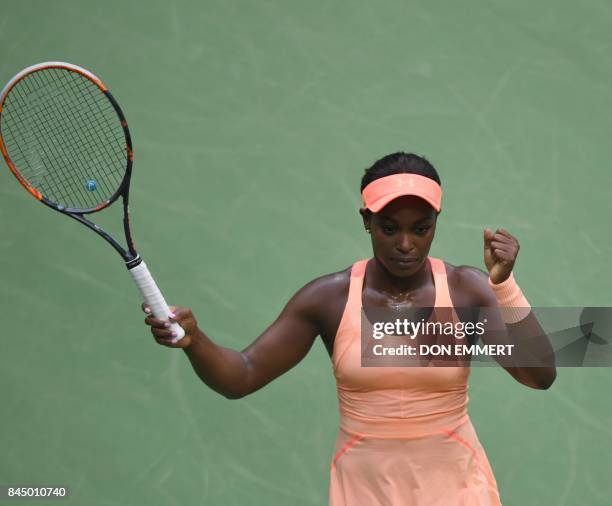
[383,257,424,277]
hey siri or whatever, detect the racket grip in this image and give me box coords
[129,261,185,341]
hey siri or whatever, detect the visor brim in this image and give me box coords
[366,192,441,213]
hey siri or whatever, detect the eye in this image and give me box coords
[381,224,396,235]
[414,226,431,235]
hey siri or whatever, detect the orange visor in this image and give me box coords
[361,173,442,212]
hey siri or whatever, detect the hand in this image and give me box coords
[142,303,199,349]
[483,227,520,284]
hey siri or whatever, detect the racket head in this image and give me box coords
[0,61,133,213]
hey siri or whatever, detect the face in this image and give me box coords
[360,196,438,277]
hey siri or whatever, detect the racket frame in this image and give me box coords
[0,61,139,265]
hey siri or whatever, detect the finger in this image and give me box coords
[154,329,184,346]
[150,326,180,339]
[493,249,514,261]
[141,302,152,314]
[492,231,515,241]
[490,240,516,251]
[491,238,511,248]
[155,336,182,347]
[496,228,515,240]
[169,307,191,323]
[492,237,517,250]
[145,315,175,329]
[491,244,514,256]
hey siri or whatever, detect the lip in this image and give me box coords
[392,257,419,267]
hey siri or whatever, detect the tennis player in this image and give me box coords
[143,152,556,505]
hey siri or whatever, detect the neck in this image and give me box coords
[369,256,431,295]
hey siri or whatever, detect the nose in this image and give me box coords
[395,233,415,254]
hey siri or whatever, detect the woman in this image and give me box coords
[143,152,556,505]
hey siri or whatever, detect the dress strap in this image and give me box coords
[346,258,368,310]
[429,257,453,308]
[350,259,368,278]
[332,259,369,368]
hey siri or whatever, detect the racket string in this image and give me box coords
[40,69,125,204]
[15,75,96,206]
[57,69,127,162]
[4,73,112,208]
[9,78,92,206]
[14,74,103,208]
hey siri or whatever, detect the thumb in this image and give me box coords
[483,228,494,246]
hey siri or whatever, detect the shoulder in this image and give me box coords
[292,266,352,310]
[289,267,351,315]
[442,261,496,307]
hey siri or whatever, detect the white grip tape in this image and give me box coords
[129,261,185,341]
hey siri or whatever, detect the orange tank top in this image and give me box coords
[332,257,471,439]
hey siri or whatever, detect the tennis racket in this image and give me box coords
[0,61,185,340]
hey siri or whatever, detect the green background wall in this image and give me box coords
[1,0,611,504]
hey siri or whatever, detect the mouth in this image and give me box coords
[391,257,420,268]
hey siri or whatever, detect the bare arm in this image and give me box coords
[143,274,343,399]
[457,266,557,389]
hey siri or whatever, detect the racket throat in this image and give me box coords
[126,255,143,269]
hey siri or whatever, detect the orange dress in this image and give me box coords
[329,257,502,506]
